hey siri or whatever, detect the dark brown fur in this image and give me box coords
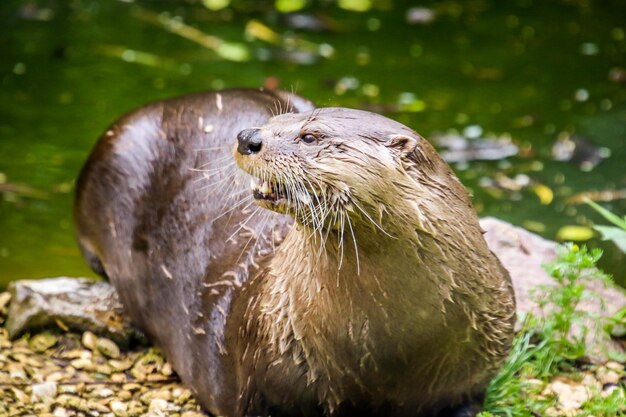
[75,92,515,417]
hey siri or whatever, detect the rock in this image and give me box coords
[6,277,137,344]
[481,217,626,363]
[31,381,58,403]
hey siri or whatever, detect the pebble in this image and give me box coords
[0,292,11,311]
[118,390,133,401]
[548,379,589,411]
[161,362,173,376]
[12,387,30,403]
[110,359,133,371]
[0,315,203,417]
[52,406,70,417]
[149,398,178,412]
[596,368,620,385]
[110,400,128,416]
[181,412,206,417]
[581,373,601,391]
[29,333,58,353]
[95,387,115,398]
[81,331,98,350]
[96,337,121,358]
[31,381,58,403]
[606,361,625,372]
[70,358,93,370]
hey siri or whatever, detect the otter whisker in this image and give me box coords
[196,153,237,167]
[314,200,335,261]
[212,195,255,224]
[226,206,263,243]
[194,169,238,188]
[194,146,228,152]
[201,170,243,197]
[284,90,292,114]
[190,160,236,173]
[350,199,397,239]
[345,212,360,276]
[199,178,246,206]
[338,210,346,273]
[235,210,272,264]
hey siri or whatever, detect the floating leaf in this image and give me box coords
[532,183,553,205]
[202,0,230,11]
[275,0,306,13]
[338,0,372,12]
[522,220,546,233]
[246,20,281,44]
[593,225,626,253]
[215,42,250,62]
[133,7,250,62]
[556,225,594,241]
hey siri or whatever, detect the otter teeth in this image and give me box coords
[259,181,272,195]
[251,177,278,201]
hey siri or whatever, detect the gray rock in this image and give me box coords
[6,277,137,344]
[481,217,626,363]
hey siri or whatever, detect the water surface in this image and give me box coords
[1,0,625,287]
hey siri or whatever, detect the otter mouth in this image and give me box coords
[250,177,286,206]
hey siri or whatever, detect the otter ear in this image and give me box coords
[386,134,418,158]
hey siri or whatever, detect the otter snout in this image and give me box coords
[237,128,263,155]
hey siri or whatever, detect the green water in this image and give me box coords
[1,0,625,287]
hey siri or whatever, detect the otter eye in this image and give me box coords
[299,133,317,144]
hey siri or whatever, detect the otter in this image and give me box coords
[75,90,516,417]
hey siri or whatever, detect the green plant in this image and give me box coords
[482,320,550,417]
[482,243,621,417]
[534,243,612,369]
[585,198,626,253]
[579,386,626,417]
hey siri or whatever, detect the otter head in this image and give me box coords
[233,107,426,232]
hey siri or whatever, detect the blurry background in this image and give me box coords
[0,0,625,288]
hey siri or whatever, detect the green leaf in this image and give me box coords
[593,225,626,253]
[585,198,626,230]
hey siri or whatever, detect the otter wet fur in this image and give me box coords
[74,89,516,417]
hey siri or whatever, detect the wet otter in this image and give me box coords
[75,90,516,417]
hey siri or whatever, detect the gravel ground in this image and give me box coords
[0,291,206,417]
[1,289,624,417]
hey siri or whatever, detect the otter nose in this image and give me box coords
[237,128,263,155]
